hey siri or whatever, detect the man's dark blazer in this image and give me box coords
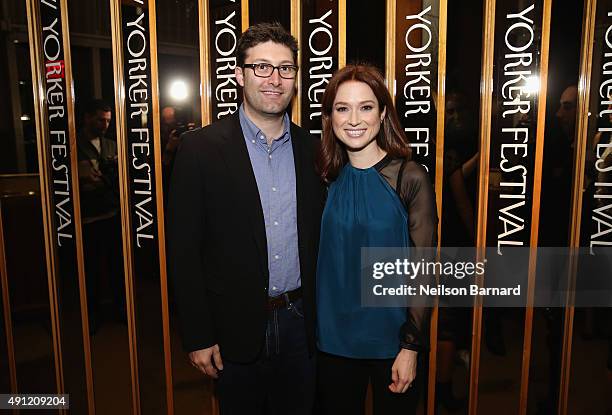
[167,112,325,363]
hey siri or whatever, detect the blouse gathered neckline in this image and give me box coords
[346,153,391,172]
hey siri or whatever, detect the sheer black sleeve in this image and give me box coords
[397,160,438,351]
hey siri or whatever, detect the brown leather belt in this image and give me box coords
[266,287,302,311]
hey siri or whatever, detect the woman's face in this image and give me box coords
[331,80,386,153]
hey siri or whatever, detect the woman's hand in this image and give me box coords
[389,349,417,393]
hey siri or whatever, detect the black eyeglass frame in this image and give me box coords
[242,63,300,79]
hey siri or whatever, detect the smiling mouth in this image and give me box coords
[261,90,283,96]
[345,129,367,137]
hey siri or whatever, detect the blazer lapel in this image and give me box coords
[79,137,101,160]
[219,114,269,278]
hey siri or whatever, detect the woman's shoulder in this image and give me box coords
[380,157,430,184]
[391,158,434,204]
[398,158,425,171]
[400,159,430,185]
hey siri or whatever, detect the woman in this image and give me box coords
[316,64,438,414]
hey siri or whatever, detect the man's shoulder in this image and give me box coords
[290,122,320,152]
[100,137,117,148]
[205,113,239,134]
[182,114,239,145]
[290,122,312,138]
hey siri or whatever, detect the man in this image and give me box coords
[77,99,125,333]
[167,23,324,414]
[160,105,179,169]
[160,106,181,203]
[555,85,577,140]
[538,85,578,247]
[160,105,184,172]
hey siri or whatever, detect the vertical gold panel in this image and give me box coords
[478,2,547,412]
[110,1,175,413]
[470,0,496,413]
[242,0,249,32]
[147,0,175,413]
[518,1,553,413]
[290,0,301,125]
[59,0,95,411]
[0,207,17,394]
[25,0,68,398]
[385,0,395,98]
[108,1,141,413]
[559,0,597,413]
[427,0,448,413]
[199,0,212,126]
[338,0,346,69]
[25,0,95,408]
[434,1,448,234]
[391,2,447,411]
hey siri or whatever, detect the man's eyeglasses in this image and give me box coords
[243,63,299,79]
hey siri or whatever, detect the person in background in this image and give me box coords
[160,105,180,172]
[77,99,125,334]
[160,105,194,203]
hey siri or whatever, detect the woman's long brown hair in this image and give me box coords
[318,64,411,183]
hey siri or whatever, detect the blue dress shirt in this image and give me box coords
[239,106,300,295]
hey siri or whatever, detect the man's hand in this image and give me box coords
[189,344,223,378]
[78,160,103,190]
[165,130,181,152]
[389,349,417,393]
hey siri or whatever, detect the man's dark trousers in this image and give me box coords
[215,298,315,415]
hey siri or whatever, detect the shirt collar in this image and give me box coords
[239,104,291,146]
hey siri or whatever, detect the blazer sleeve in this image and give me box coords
[167,131,215,352]
[398,160,438,352]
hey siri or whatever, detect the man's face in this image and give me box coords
[236,41,296,119]
[556,86,577,138]
[161,107,176,127]
[87,110,112,137]
[445,93,470,135]
[445,96,462,130]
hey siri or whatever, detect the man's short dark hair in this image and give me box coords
[237,22,298,67]
[83,99,112,116]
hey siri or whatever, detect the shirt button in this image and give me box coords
[272,187,277,192]
[251,139,255,144]
[272,286,277,291]
[273,221,279,226]
[274,254,280,260]
[260,135,265,140]
[269,155,272,160]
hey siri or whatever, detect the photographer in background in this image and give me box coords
[77,99,125,334]
[160,106,194,203]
